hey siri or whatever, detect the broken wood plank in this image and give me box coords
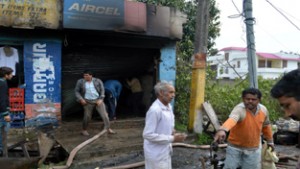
[202,102,221,131]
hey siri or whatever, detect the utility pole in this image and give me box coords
[188,0,209,131]
[243,0,258,88]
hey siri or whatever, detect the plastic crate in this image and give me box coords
[9,88,24,100]
[10,101,25,112]
[10,112,25,121]
[10,121,25,128]
[9,88,24,111]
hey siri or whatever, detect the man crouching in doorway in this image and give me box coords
[75,70,115,136]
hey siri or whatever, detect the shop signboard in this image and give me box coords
[24,41,61,127]
[0,0,61,29]
[63,0,124,30]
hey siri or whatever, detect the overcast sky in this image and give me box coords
[214,0,300,53]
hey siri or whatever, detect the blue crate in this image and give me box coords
[10,121,25,128]
[10,112,25,121]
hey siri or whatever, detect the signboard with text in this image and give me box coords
[24,41,61,126]
[63,0,125,30]
[0,0,61,29]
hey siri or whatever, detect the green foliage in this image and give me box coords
[136,0,283,143]
[137,0,186,9]
[195,132,213,145]
[205,75,282,123]
[174,0,221,126]
[174,58,192,125]
[175,120,188,132]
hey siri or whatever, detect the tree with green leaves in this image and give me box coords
[175,0,221,125]
[137,0,221,126]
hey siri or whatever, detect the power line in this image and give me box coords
[265,0,300,31]
[256,25,291,52]
[231,0,242,14]
[275,5,300,23]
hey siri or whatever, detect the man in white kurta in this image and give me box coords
[143,81,186,169]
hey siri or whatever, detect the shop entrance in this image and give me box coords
[61,45,160,122]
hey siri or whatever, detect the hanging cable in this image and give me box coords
[231,0,242,14]
[265,0,300,31]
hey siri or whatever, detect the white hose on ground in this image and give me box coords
[102,161,145,169]
[52,129,107,169]
[102,143,228,169]
[172,142,227,149]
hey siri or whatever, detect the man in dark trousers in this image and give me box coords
[0,67,13,156]
[126,77,145,116]
[75,70,115,136]
[104,80,122,121]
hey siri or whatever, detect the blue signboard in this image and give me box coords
[63,0,125,30]
[24,41,61,104]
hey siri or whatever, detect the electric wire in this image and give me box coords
[274,6,300,23]
[265,0,300,31]
[230,0,247,45]
[231,0,242,14]
[256,25,291,52]
[223,0,299,54]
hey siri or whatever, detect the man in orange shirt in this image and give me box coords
[214,88,274,169]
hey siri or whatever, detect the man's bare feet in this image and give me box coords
[107,128,116,134]
[81,130,89,136]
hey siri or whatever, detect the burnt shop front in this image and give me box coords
[0,0,63,128]
[61,31,174,120]
[0,0,186,125]
[61,32,158,119]
[0,29,62,128]
[61,0,185,121]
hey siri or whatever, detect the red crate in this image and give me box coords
[10,101,25,111]
[9,88,24,101]
[9,88,24,111]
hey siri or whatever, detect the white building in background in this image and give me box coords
[207,47,300,79]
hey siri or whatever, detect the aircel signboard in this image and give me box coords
[63,0,124,30]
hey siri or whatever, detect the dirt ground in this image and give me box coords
[69,144,299,169]
[69,146,222,169]
[31,118,299,169]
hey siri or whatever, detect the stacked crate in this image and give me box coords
[9,88,25,128]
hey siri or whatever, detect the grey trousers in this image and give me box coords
[82,100,110,130]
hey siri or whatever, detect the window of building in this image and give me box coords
[258,60,265,68]
[225,67,229,74]
[283,60,287,68]
[219,67,224,74]
[225,53,229,61]
[267,60,272,67]
[237,61,240,68]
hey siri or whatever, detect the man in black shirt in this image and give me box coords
[0,67,13,156]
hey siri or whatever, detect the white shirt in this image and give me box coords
[84,81,99,100]
[143,99,175,161]
[0,47,19,75]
